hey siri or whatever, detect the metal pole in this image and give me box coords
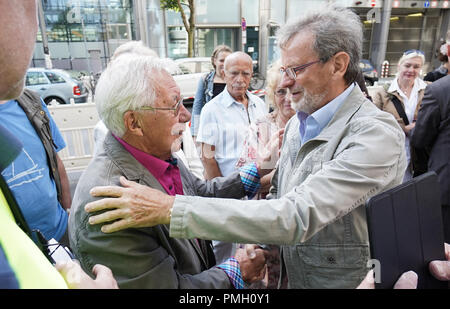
[81,16,92,73]
[370,0,392,76]
[37,0,52,69]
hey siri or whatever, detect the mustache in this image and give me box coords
[170,123,186,136]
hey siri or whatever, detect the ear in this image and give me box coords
[123,111,144,137]
[331,51,350,80]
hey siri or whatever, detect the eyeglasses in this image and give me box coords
[280,60,321,80]
[275,88,287,98]
[403,49,425,56]
[139,97,184,116]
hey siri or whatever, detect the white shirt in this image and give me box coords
[388,77,427,175]
[196,87,268,177]
[388,77,427,124]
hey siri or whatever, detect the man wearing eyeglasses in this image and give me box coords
[84,6,407,288]
[68,53,268,288]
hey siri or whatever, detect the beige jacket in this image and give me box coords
[372,83,425,132]
[171,86,407,288]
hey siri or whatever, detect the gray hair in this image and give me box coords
[110,40,180,75]
[95,54,170,137]
[277,6,363,84]
[110,40,158,63]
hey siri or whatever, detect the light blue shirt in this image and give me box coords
[298,83,355,145]
[0,99,67,241]
[197,87,267,177]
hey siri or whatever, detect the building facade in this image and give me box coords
[32,0,450,78]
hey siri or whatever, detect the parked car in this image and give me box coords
[359,59,378,86]
[25,68,88,105]
[172,57,213,102]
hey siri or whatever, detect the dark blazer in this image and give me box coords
[411,75,450,206]
[68,133,246,288]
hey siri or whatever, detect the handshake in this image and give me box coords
[234,244,270,285]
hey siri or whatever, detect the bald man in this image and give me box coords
[196,52,268,263]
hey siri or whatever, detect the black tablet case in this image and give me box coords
[366,171,447,289]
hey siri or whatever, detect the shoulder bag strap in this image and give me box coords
[16,90,63,205]
[391,95,409,126]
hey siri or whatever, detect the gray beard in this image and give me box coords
[290,89,328,115]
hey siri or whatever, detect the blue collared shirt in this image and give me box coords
[298,83,355,145]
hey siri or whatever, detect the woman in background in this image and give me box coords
[372,50,427,181]
[191,45,232,139]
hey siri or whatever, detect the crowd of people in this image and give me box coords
[0,1,449,290]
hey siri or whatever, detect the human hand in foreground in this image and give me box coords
[55,259,118,289]
[235,244,267,284]
[357,243,450,289]
[85,176,174,233]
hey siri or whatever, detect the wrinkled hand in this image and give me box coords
[55,260,118,289]
[85,176,174,233]
[235,244,267,284]
[257,128,284,175]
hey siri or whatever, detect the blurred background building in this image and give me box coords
[32,0,450,78]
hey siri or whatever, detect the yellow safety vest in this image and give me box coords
[0,189,67,288]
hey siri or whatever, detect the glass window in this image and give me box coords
[197,29,216,57]
[26,72,49,86]
[45,72,65,84]
[287,0,327,20]
[197,28,236,58]
[245,27,259,62]
[167,26,188,58]
[270,0,285,24]
[166,9,187,26]
[195,0,240,24]
[242,0,259,25]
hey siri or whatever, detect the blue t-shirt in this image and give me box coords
[0,99,68,241]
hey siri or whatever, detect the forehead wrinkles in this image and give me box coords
[281,32,316,67]
[225,57,252,71]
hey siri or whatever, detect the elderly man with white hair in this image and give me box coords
[84,6,408,288]
[93,41,204,179]
[68,54,268,288]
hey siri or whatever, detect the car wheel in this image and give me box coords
[44,97,65,105]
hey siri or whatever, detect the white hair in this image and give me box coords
[95,54,170,137]
[109,40,180,74]
[277,6,363,84]
[110,40,158,62]
[398,52,425,67]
